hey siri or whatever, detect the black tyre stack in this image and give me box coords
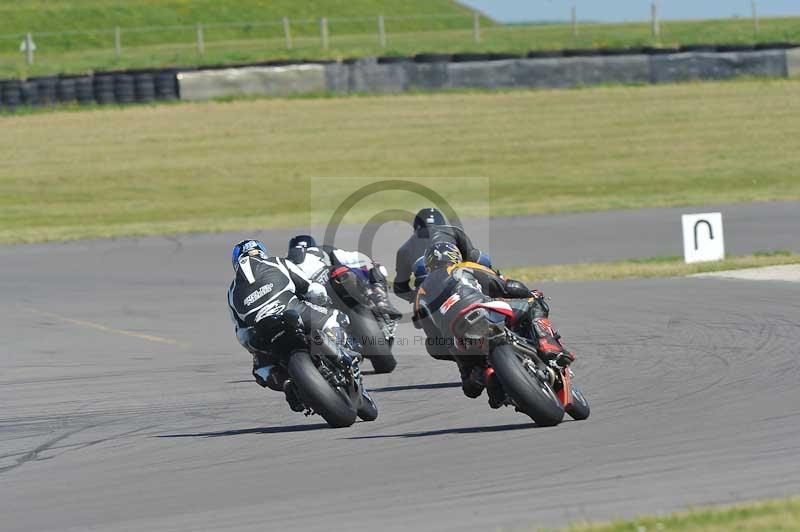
[134,72,156,103]
[114,73,135,104]
[57,77,77,104]
[20,80,38,107]
[93,74,115,104]
[155,70,179,100]
[1,80,22,111]
[34,76,59,105]
[75,76,94,105]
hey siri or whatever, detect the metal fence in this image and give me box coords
[0,4,791,75]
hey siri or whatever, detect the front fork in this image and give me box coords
[506,333,573,409]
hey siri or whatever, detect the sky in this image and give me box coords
[458,0,800,23]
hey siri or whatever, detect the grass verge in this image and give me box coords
[503,251,800,282]
[2,79,800,244]
[554,496,800,531]
[2,13,800,78]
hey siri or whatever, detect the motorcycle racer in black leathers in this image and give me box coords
[393,208,484,303]
[227,239,358,411]
[286,235,401,319]
[413,242,575,406]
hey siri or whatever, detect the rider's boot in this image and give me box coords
[458,359,486,399]
[283,380,305,412]
[532,317,575,367]
[253,364,305,412]
[368,285,403,320]
[484,367,506,409]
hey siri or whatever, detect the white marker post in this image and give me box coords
[21,33,36,65]
[682,213,725,264]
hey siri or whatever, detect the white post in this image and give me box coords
[283,17,292,49]
[752,0,760,36]
[571,5,579,38]
[320,17,329,50]
[378,15,386,48]
[25,32,34,65]
[651,2,660,39]
[196,23,205,56]
[472,12,481,43]
[114,26,122,59]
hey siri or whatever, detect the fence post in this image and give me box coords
[114,26,122,59]
[472,12,481,44]
[571,5,579,38]
[24,32,34,65]
[752,0,760,36]
[651,2,660,40]
[320,17,329,50]
[378,15,386,48]
[196,23,205,56]
[283,17,292,49]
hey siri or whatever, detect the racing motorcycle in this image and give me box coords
[328,265,398,374]
[449,300,590,427]
[288,246,398,374]
[255,311,378,428]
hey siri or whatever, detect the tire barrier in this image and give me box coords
[155,70,179,100]
[93,75,116,105]
[75,76,94,104]
[114,73,136,104]
[20,80,38,106]
[134,73,156,103]
[57,77,77,103]
[413,53,451,63]
[34,76,58,106]
[1,80,22,110]
[0,45,798,112]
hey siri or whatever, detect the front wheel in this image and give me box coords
[357,392,379,422]
[489,344,564,427]
[288,351,357,428]
[566,385,590,421]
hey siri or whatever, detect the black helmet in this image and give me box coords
[424,242,462,272]
[288,234,317,251]
[413,208,446,231]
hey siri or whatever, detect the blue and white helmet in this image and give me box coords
[231,239,268,271]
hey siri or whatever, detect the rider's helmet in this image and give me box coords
[413,208,446,231]
[288,234,317,251]
[231,239,268,271]
[424,242,462,272]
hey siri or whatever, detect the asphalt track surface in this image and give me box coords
[2,202,800,531]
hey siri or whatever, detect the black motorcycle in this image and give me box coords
[255,311,378,428]
[325,266,399,374]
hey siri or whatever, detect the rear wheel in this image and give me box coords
[348,310,397,374]
[566,385,590,421]
[288,351,357,428]
[489,344,564,427]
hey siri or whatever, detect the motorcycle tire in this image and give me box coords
[348,309,397,374]
[489,344,564,427]
[357,392,379,422]
[288,351,357,428]
[566,385,590,421]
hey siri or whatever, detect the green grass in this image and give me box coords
[2,79,800,244]
[503,251,800,282]
[0,0,483,77]
[1,3,799,77]
[554,497,800,531]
